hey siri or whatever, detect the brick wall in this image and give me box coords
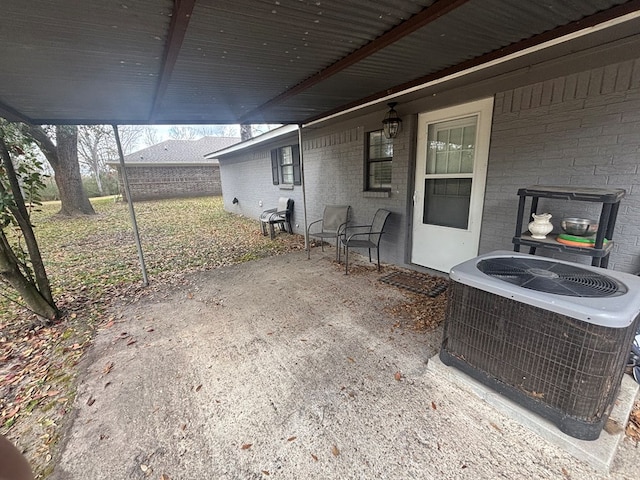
[301,117,412,267]
[483,59,640,273]
[118,165,221,200]
[219,56,640,274]
[219,137,304,233]
[218,119,411,266]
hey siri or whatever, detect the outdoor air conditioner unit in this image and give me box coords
[440,251,640,440]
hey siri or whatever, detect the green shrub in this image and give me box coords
[40,177,60,201]
[82,173,120,198]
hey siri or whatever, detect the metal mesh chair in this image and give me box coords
[339,209,391,274]
[306,205,350,260]
[260,197,294,239]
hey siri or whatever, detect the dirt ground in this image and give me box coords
[50,249,639,479]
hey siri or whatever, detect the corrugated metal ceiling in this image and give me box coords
[0,0,637,125]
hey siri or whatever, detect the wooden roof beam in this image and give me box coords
[150,0,197,121]
[241,0,471,122]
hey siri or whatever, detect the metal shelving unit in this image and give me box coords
[512,185,625,268]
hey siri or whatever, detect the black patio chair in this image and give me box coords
[307,205,350,261]
[339,209,391,274]
[260,197,294,239]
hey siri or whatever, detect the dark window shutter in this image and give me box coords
[292,144,301,185]
[270,149,279,185]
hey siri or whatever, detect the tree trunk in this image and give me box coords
[54,126,95,215]
[94,164,104,195]
[24,124,95,216]
[0,231,57,321]
[0,136,56,308]
[240,124,252,141]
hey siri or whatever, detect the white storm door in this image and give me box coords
[411,98,493,272]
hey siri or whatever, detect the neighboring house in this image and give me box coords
[211,41,640,275]
[110,136,239,201]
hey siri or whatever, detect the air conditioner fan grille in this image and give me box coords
[477,257,625,297]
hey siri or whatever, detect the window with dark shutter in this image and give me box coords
[271,149,279,185]
[271,144,301,187]
[292,144,301,185]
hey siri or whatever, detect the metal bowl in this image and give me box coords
[561,217,598,236]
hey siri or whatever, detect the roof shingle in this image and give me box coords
[121,136,240,165]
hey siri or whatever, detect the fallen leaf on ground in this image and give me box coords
[160,474,171,480]
[311,453,318,461]
[604,418,623,435]
[261,471,270,476]
[86,396,95,406]
[331,445,340,456]
[287,436,297,442]
[195,384,202,392]
[126,339,137,346]
[347,357,355,363]
[102,361,114,374]
[431,401,436,410]
[140,464,149,472]
[394,371,402,381]
[241,443,252,450]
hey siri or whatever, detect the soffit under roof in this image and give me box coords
[0,0,638,126]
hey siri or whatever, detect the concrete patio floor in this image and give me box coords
[52,250,639,479]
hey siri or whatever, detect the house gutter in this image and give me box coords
[206,124,299,158]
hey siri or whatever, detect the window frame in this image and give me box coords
[279,145,294,186]
[271,144,301,187]
[365,130,393,192]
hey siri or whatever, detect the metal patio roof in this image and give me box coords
[1,0,640,126]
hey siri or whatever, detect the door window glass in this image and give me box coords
[423,179,471,229]
[427,117,477,175]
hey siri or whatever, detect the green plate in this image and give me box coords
[557,233,608,244]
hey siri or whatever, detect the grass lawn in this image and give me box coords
[0,196,304,478]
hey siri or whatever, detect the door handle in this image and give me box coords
[413,191,418,205]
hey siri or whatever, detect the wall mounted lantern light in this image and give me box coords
[382,102,402,139]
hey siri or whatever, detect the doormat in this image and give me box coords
[379,271,449,297]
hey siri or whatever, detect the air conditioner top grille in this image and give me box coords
[449,251,640,326]
[477,257,624,297]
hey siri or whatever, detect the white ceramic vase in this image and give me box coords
[528,213,553,239]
